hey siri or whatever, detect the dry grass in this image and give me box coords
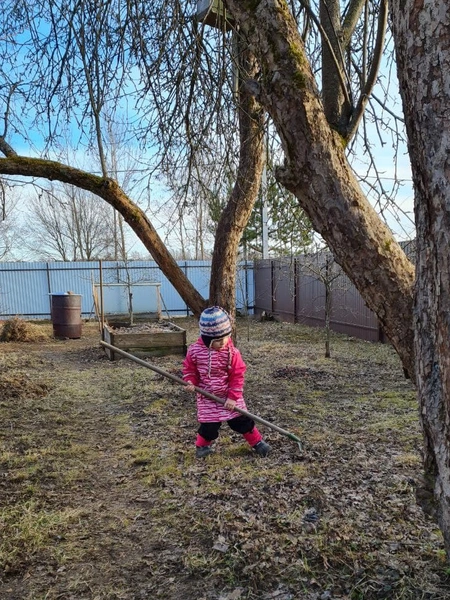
[0,318,449,600]
[0,317,51,342]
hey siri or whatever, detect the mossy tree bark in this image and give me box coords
[224,0,415,377]
[223,0,450,556]
[209,43,266,318]
[391,0,450,555]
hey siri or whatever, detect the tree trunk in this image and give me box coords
[224,0,415,377]
[324,257,332,358]
[0,156,207,317]
[209,42,266,316]
[390,0,450,552]
[320,0,352,133]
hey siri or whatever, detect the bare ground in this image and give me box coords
[0,318,449,600]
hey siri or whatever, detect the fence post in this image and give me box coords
[245,261,250,312]
[46,263,52,315]
[184,261,189,316]
[271,260,275,315]
[378,322,386,344]
[292,258,296,323]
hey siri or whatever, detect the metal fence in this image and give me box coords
[253,241,416,342]
[0,260,255,320]
[0,241,415,343]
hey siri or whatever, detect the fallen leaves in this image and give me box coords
[0,319,448,600]
[213,536,230,553]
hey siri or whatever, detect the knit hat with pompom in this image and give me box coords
[199,306,232,339]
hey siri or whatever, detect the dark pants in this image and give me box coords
[198,415,255,441]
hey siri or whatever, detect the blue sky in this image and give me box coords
[2,6,415,260]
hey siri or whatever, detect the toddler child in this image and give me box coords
[183,306,271,458]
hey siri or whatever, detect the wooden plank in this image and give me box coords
[107,332,183,346]
[103,325,115,360]
[103,322,186,359]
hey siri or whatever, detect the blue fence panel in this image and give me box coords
[236,261,254,312]
[0,260,255,320]
[0,262,51,318]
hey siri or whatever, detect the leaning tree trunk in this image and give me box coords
[391,0,450,553]
[224,0,415,377]
[209,42,266,316]
[0,156,207,317]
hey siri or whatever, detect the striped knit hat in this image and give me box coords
[199,306,232,339]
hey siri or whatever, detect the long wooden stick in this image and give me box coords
[100,341,303,451]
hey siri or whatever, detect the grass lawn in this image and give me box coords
[0,317,448,599]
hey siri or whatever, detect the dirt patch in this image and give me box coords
[109,322,182,334]
[0,319,448,599]
[0,374,50,402]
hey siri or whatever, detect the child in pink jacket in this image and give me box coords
[183,306,271,458]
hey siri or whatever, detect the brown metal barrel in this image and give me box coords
[50,293,82,338]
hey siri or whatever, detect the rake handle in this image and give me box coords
[100,340,303,449]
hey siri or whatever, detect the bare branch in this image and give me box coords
[0,136,17,158]
[346,0,388,140]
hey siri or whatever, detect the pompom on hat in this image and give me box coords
[199,306,232,339]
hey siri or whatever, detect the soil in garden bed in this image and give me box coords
[107,321,183,333]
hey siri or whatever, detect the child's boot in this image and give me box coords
[243,428,271,457]
[253,440,271,457]
[196,445,212,458]
[195,434,212,458]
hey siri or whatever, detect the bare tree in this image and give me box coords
[299,250,343,358]
[0,178,26,260]
[0,1,206,314]
[22,184,115,261]
[0,0,399,316]
[212,0,450,556]
[0,179,14,260]
[0,0,411,321]
[4,0,450,553]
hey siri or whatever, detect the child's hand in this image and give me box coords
[224,398,237,411]
[185,383,196,393]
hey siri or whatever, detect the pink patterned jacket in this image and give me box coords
[182,337,248,422]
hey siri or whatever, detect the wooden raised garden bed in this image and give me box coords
[103,321,187,361]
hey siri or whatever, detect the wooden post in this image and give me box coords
[99,260,105,343]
